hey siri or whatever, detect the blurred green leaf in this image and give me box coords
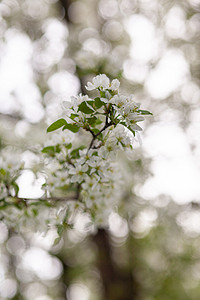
[70,146,86,158]
[138,110,153,115]
[41,146,55,155]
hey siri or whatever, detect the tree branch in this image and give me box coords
[6,195,79,206]
[0,112,22,121]
[87,116,112,152]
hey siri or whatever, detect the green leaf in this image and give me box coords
[62,123,80,133]
[57,224,64,236]
[0,168,6,176]
[96,132,103,140]
[70,113,79,120]
[87,117,97,125]
[63,209,70,223]
[127,126,136,136]
[121,122,136,136]
[113,118,120,125]
[70,146,86,159]
[55,144,61,153]
[87,117,102,128]
[41,146,55,155]
[138,110,153,115]
[65,143,72,149]
[91,128,100,135]
[32,208,38,216]
[95,118,103,125]
[92,151,98,156]
[53,237,61,245]
[47,118,67,132]
[87,100,94,106]
[12,182,19,197]
[78,101,94,114]
[94,97,104,109]
[100,91,105,97]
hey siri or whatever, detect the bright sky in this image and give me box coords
[141,123,200,204]
[124,13,200,204]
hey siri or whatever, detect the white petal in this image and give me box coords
[111,79,120,90]
[63,101,71,109]
[85,82,95,91]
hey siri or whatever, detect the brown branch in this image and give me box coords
[87,116,112,152]
[14,195,79,203]
[0,112,22,121]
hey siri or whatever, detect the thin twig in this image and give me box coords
[14,195,79,203]
[87,116,112,152]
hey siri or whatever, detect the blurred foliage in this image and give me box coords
[0,0,200,299]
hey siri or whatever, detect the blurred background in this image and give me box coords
[0,0,200,299]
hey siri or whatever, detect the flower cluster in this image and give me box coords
[0,74,151,233]
[42,74,152,226]
[0,148,24,200]
[85,74,120,91]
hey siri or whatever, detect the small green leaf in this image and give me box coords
[78,101,94,114]
[127,126,136,136]
[53,237,61,245]
[32,208,38,216]
[63,209,70,223]
[65,143,72,149]
[91,128,100,135]
[96,132,103,140]
[87,117,97,125]
[87,100,94,107]
[12,182,19,197]
[0,168,6,176]
[41,146,55,155]
[70,113,79,120]
[47,119,67,132]
[92,151,98,156]
[57,224,64,236]
[100,91,105,97]
[94,97,104,109]
[138,110,153,115]
[113,118,120,125]
[121,122,136,136]
[62,123,80,133]
[88,117,102,128]
[70,146,86,158]
[55,144,61,153]
[95,118,103,125]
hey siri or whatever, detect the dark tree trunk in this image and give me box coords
[58,0,72,23]
[93,229,138,300]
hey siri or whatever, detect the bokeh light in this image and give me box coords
[0,0,200,299]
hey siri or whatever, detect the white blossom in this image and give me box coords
[86,74,120,93]
[81,174,100,191]
[110,79,120,90]
[69,164,89,183]
[63,94,91,113]
[3,73,151,229]
[78,149,97,165]
[85,74,110,91]
[44,130,75,148]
